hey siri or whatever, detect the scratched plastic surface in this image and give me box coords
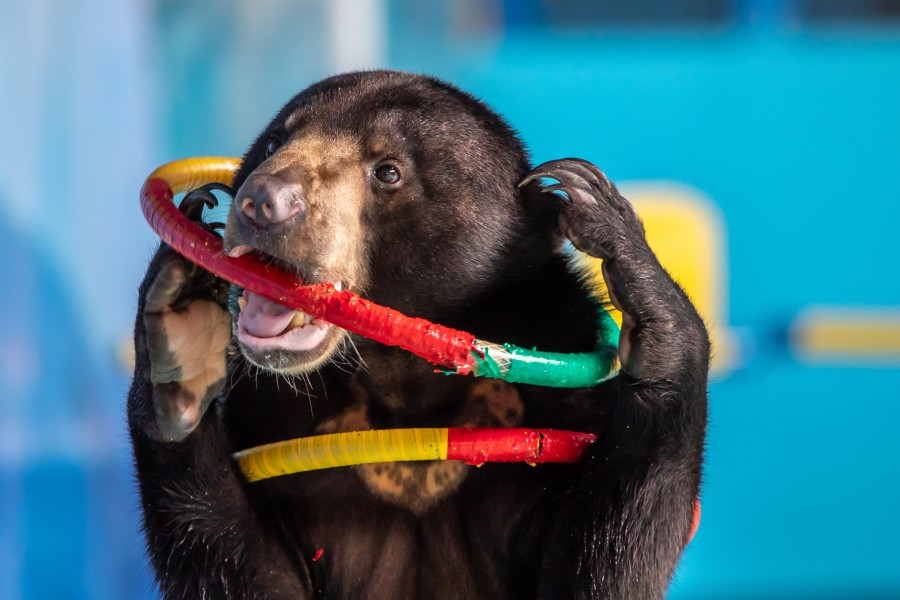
[446,428,597,465]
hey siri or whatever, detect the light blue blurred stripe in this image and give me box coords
[0,0,157,598]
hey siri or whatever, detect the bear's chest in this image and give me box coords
[229,372,576,598]
[273,456,557,600]
[314,379,524,513]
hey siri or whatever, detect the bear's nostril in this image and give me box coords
[261,201,274,222]
[240,197,256,221]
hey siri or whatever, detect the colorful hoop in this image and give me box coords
[140,157,620,388]
[234,428,598,482]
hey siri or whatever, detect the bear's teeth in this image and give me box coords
[228,245,253,258]
[289,311,307,328]
[237,294,310,331]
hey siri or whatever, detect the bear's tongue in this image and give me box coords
[238,292,306,338]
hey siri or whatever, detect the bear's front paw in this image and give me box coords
[141,252,232,442]
[521,158,673,378]
[520,158,645,262]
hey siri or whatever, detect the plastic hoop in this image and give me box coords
[234,428,598,482]
[140,157,620,388]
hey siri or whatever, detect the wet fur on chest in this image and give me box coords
[315,380,524,513]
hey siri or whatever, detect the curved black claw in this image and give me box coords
[179,183,235,235]
[520,158,645,260]
[519,158,611,194]
[519,158,632,216]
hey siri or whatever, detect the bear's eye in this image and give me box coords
[265,134,283,158]
[374,164,401,185]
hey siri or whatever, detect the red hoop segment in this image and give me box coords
[139,158,620,388]
[446,428,597,465]
[140,173,477,370]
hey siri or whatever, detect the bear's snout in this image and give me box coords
[235,173,306,231]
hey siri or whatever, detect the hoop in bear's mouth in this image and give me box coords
[140,157,621,388]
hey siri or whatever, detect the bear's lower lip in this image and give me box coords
[237,320,333,353]
[236,290,337,353]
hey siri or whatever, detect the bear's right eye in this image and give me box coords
[374,164,401,185]
[265,134,283,158]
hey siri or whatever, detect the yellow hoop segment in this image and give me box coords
[149,156,241,194]
[233,428,449,482]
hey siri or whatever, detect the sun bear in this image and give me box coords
[129,70,709,599]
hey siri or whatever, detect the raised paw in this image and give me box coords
[521,158,703,380]
[141,252,232,442]
[520,158,645,262]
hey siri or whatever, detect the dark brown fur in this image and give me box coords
[129,71,708,598]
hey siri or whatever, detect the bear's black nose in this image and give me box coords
[235,174,306,229]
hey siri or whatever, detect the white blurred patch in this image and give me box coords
[326,0,387,73]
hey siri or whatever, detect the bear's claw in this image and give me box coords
[521,158,644,261]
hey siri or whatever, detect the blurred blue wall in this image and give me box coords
[1,0,158,597]
[1,1,898,598]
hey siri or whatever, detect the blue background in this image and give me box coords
[1,1,898,597]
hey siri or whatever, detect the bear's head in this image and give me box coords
[223,71,558,374]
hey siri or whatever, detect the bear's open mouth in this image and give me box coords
[236,287,341,353]
[228,244,347,372]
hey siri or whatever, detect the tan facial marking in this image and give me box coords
[241,133,370,292]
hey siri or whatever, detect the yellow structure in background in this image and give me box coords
[791,306,900,365]
[577,183,737,377]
